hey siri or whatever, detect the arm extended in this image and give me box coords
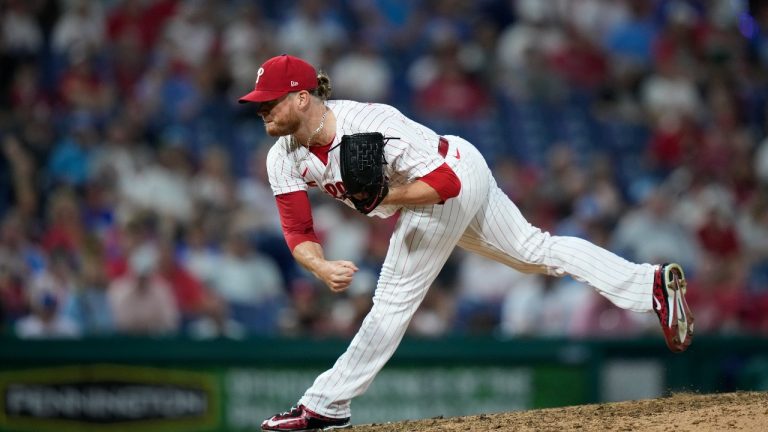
[276,191,358,292]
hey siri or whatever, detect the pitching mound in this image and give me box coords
[349,391,767,431]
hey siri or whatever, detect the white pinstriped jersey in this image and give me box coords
[266,100,452,218]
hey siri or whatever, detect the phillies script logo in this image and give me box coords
[255,67,265,85]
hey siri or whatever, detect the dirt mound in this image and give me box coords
[349,391,768,431]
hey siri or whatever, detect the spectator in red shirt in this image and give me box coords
[106,0,178,51]
[549,24,608,91]
[57,53,113,113]
[156,239,225,326]
[41,187,85,254]
[696,206,741,259]
[689,200,748,333]
[413,40,492,121]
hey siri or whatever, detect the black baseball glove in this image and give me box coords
[338,132,390,214]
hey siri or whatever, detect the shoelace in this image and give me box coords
[276,406,302,418]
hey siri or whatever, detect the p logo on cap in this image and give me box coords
[255,67,265,84]
[238,55,317,104]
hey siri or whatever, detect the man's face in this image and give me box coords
[258,93,300,137]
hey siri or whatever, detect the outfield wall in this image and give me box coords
[0,336,766,431]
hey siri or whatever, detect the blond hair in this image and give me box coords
[310,71,332,100]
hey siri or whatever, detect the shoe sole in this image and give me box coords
[664,263,694,352]
[263,424,350,432]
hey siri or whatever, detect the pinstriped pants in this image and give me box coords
[299,136,656,418]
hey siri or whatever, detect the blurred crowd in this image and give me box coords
[1,0,768,340]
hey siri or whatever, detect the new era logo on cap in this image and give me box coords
[238,55,317,104]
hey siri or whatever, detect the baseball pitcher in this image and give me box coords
[238,55,694,431]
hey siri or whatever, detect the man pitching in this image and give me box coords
[239,54,694,431]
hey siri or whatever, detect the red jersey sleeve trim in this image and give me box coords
[419,162,461,203]
[275,191,319,251]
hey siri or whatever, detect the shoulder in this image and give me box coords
[266,138,305,180]
[266,137,294,166]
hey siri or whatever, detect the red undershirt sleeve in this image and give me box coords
[419,162,461,203]
[275,191,319,251]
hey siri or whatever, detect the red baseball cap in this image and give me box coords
[238,54,318,104]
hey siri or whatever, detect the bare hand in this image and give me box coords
[319,260,359,292]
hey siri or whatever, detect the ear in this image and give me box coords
[295,90,311,110]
